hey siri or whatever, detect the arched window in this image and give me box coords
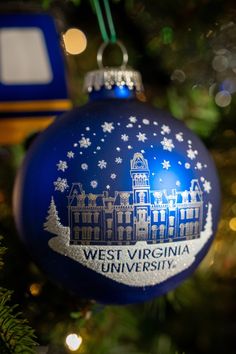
[153,210,158,222]
[106,218,113,229]
[169,216,175,226]
[94,227,100,240]
[160,210,165,222]
[195,208,199,218]
[117,211,123,223]
[87,227,92,239]
[159,224,165,237]
[189,222,194,235]
[151,225,157,238]
[185,223,190,236]
[82,227,86,239]
[126,226,132,240]
[180,209,185,220]
[107,230,113,239]
[118,226,124,240]
[73,226,80,239]
[74,212,80,223]
[179,223,185,237]
[194,221,199,234]
[138,191,145,203]
[93,212,99,223]
[87,212,92,223]
[125,211,131,223]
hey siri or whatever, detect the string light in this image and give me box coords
[63,28,87,55]
[65,333,82,351]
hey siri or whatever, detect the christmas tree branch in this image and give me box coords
[0,236,38,354]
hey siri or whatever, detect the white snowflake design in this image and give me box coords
[128,145,133,149]
[98,160,107,169]
[175,132,184,142]
[160,137,175,152]
[126,123,133,128]
[110,173,117,179]
[115,157,123,164]
[185,163,191,169]
[195,162,203,170]
[129,116,137,123]
[121,134,129,142]
[90,180,98,188]
[161,160,171,170]
[81,163,88,170]
[187,148,198,160]
[79,137,91,148]
[54,178,69,192]
[67,151,74,159]
[101,122,114,133]
[56,160,68,172]
[142,119,150,125]
[136,132,147,142]
[203,180,211,193]
[161,124,171,135]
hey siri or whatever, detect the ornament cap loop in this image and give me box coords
[97,40,128,69]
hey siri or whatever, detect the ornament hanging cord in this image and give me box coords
[93,0,117,43]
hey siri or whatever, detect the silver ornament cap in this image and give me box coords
[83,67,143,93]
[83,40,143,93]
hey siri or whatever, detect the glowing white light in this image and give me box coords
[63,28,87,55]
[65,333,82,351]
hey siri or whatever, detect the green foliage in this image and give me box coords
[0,238,38,354]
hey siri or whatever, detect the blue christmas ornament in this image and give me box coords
[14,49,220,304]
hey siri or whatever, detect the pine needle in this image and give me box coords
[0,237,38,353]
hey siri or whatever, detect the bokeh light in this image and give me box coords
[170,69,186,83]
[212,55,229,72]
[215,90,231,107]
[63,28,87,55]
[161,26,173,44]
[29,283,42,296]
[229,217,236,231]
[65,333,83,351]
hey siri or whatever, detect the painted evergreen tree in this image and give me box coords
[44,197,61,235]
[201,203,212,239]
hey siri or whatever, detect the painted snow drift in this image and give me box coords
[45,200,212,287]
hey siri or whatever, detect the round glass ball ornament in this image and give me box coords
[14,66,220,304]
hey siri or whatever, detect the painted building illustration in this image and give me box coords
[68,153,203,245]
